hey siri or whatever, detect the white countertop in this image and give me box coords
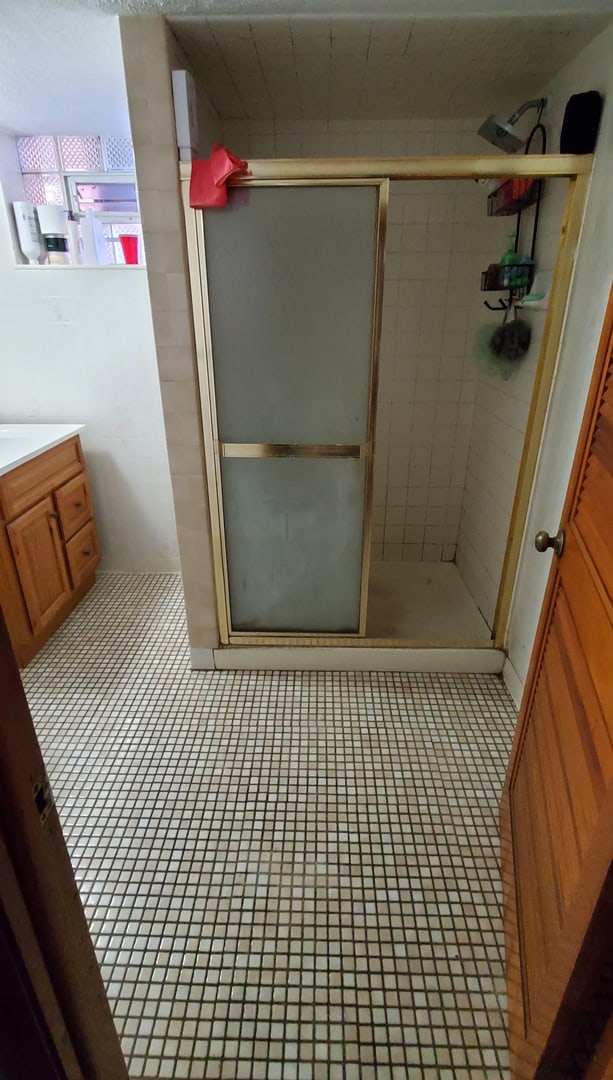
[0,424,84,477]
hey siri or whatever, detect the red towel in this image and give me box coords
[189,144,248,208]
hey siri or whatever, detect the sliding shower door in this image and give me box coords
[198,180,386,641]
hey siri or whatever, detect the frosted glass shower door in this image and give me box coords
[201,181,385,637]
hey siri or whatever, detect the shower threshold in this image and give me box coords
[210,645,504,673]
[195,564,502,672]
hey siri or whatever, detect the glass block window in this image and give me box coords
[72,180,138,214]
[14,132,139,266]
[102,137,135,171]
[17,136,58,172]
[58,135,102,171]
[22,173,65,207]
[102,223,145,265]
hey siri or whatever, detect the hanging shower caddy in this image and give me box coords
[480,124,546,308]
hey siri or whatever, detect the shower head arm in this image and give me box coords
[507,98,546,126]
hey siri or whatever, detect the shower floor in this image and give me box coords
[366,561,492,644]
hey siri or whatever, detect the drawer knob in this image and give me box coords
[74,501,83,509]
[82,549,92,557]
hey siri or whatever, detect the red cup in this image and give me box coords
[119,234,138,264]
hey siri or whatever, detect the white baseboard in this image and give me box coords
[213,646,505,674]
[99,560,182,573]
[502,657,524,707]
[190,648,215,670]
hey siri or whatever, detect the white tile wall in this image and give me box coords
[121,16,221,649]
[455,178,568,626]
[223,115,487,160]
[0,263,180,572]
[0,131,180,572]
[373,177,510,563]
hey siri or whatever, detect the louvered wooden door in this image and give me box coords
[502,286,613,1078]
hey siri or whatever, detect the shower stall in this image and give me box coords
[182,154,589,659]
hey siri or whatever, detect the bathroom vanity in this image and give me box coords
[0,425,100,667]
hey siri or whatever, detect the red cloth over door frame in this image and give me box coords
[189,144,248,208]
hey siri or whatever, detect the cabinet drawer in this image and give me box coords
[54,472,93,541]
[0,438,83,521]
[65,520,101,587]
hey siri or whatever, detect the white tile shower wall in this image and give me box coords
[455,178,567,627]
[374,178,510,563]
[222,118,509,562]
[0,133,179,573]
[224,117,509,161]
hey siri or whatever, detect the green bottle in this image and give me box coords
[500,232,518,288]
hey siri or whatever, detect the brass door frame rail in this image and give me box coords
[179,155,592,187]
[219,442,368,459]
[182,174,388,643]
[181,155,593,648]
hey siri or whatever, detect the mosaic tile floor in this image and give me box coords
[23,573,516,1079]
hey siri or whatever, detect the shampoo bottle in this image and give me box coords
[500,232,518,288]
[12,201,42,264]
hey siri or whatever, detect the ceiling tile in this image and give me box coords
[169,12,612,123]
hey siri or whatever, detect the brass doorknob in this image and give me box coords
[535,528,565,556]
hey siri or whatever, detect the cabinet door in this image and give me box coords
[7,498,71,635]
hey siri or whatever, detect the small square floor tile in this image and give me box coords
[24,572,515,1079]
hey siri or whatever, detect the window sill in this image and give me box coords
[13,263,146,270]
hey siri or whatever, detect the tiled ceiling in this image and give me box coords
[168,13,611,121]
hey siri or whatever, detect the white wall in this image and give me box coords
[0,2,130,136]
[164,21,221,154]
[0,136,179,572]
[504,22,613,700]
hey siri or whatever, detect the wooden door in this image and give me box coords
[7,497,71,634]
[0,608,128,1078]
[0,882,71,1078]
[502,287,613,1077]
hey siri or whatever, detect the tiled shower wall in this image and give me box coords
[373,178,509,562]
[455,178,567,626]
[222,118,509,563]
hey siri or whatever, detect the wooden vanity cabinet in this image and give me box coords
[0,436,101,667]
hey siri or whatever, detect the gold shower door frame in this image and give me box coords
[181,155,592,649]
[185,175,389,645]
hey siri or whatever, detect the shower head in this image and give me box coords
[478,99,547,153]
[478,115,526,153]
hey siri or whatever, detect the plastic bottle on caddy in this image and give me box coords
[500,232,519,289]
